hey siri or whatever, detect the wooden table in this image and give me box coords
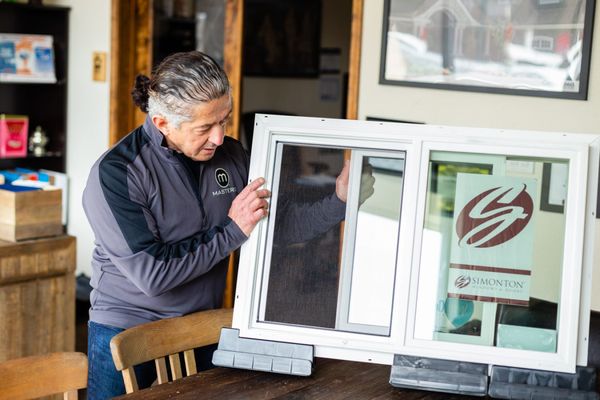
[114,358,484,399]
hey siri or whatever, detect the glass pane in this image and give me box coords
[195,0,226,65]
[259,145,404,335]
[415,151,567,353]
[346,157,404,334]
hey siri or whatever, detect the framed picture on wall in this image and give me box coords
[541,162,568,213]
[243,0,321,77]
[379,0,596,100]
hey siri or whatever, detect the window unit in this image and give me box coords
[233,114,599,373]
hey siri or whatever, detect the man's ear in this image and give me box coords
[151,115,170,136]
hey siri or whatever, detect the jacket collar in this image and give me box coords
[142,115,181,160]
[143,115,168,147]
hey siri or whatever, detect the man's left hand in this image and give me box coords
[358,164,375,205]
[335,160,350,202]
[335,160,376,204]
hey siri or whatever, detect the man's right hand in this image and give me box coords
[228,177,271,237]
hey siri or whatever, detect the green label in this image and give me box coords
[448,174,537,305]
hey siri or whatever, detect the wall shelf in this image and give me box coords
[0,3,70,173]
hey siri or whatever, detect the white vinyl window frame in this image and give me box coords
[232,114,600,372]
[233,116,418,365]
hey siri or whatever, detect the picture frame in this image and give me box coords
[541,162,568,213]
[319,47,341,74]
[366,115,425,124]
[379,0,596,100]
[243,0,321,77]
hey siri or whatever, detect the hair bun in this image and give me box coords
[131,74,151,113]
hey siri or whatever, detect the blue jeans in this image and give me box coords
[87,320,218,400]
[87,321,156,400]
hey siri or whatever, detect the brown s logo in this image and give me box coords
[456,184,533,248]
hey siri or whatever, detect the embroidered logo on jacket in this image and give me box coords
[215,168,230,188]
[213,168,237,196]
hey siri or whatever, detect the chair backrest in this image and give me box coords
[0,352,88,400]
[110,307,233,393]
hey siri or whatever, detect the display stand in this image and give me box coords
[389,354,488,396]
[488,365,598,399]
[212,328,313,376]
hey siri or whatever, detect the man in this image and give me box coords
[82,51,352,399]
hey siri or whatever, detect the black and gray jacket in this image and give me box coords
[83,117,249,329]
[83,117,346,329]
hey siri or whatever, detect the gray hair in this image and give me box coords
[132,51,230,128]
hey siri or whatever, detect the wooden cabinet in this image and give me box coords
[0,3,69,172]
[0,235,75,362]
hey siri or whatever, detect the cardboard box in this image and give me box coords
[0,114,28,158]
[0,188,62,241]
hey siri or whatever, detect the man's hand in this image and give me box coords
[335,160,376,204]
[358,164,375,206]
[228,178,271,236]
[335,160,350,202]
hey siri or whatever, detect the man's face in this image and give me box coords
[157,94,232,161]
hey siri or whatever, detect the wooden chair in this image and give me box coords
[110,307,233,393]
[0,352,88,400]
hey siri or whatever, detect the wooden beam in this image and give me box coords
[346,0,364,120]
[223,0,244,140]
[110,0,152,146]
[110,0,131,146]
[223,0,244,309]
[133,0,152,128]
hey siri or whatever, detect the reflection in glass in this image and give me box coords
[334,155,405,336]
[195,0,226,65]
[415,151,568,352]
[153,0,226,67]
[260,145,405,336]
[384,0,590,94]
